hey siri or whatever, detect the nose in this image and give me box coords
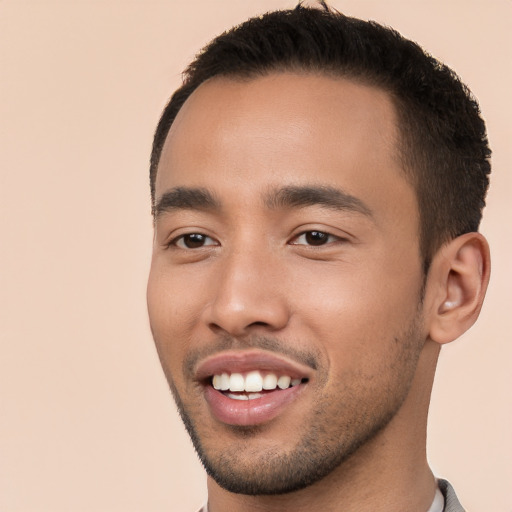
[202,246,290,337]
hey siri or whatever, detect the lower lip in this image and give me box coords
[204,384,305,426]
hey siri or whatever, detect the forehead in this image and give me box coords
[155,72,413,220]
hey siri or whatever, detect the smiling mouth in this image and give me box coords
[210,370,309,400]
[196,351,313,425]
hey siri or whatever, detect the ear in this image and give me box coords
[426,232,490,345]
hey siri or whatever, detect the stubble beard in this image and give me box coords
[165,314,425,496]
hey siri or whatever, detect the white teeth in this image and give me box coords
[212,371,304,394]
[245,371,263,392]
[277,375,291,389]
[229,373,245,392]
[226,393,249,400]
[226,392,264,401]
[262,373,278,390]
[220,372,230,391]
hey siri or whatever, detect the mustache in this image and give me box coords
[183,335,321,379]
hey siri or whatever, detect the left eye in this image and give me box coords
[173,233,217,249]
[291,231,338,246]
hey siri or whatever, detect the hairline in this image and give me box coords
[152,67,428,258]
[152,67,416,197]
[151,67,440,272]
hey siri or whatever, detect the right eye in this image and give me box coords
[290,230,344,247]
[172,233,218,249]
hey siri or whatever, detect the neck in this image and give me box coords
[206,340,440,512]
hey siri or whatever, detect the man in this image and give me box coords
[147,3,491,511]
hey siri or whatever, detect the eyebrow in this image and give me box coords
[153,184,373,219]
[153,187,221,217]
[264,185,373,217]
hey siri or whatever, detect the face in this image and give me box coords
[147,73,427,495]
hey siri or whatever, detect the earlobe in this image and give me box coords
[427,232,490,345]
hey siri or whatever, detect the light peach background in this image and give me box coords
[1,1,510,511]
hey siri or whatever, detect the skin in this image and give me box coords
[147,73,490,511]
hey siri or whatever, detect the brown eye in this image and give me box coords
[290,230,344,247]
[304,231,330,246]
[175,233,217,249]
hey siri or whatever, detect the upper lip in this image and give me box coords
[195,349,314,383]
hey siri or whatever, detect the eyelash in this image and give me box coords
[168,230,344,250]
[290,230,343,247]
[170,233,218,249]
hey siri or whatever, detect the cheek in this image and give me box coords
[147,265,203,375]
[292,260,422,366]
[148,258,205,322]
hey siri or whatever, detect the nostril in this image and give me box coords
[248,321,271,328]
[207,320,275,337]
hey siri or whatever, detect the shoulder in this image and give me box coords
[438,479,466,512]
